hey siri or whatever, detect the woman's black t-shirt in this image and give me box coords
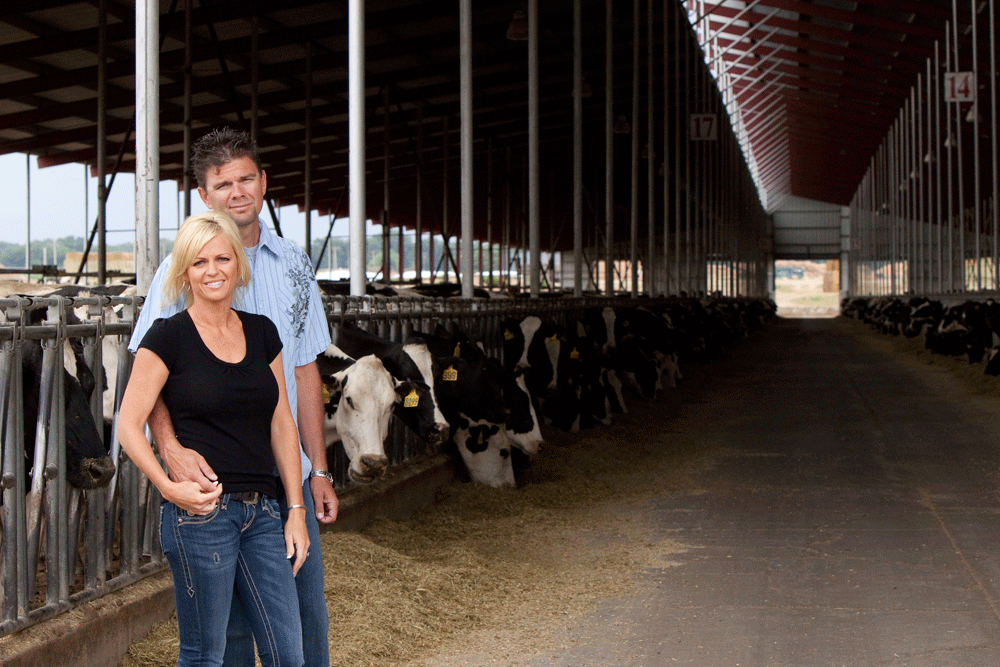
[138,309,283,497]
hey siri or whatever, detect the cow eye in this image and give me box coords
[346,396,355,409]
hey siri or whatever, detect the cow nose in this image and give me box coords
[83,457,116,487]
[360,454,388,473]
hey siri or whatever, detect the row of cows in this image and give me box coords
[317,295,778,487]
[1,280,777,497]
[840,295,1000,375]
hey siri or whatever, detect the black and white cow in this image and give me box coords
[332,323,449,444]
[315,349,413,484]
[450,416,514,488]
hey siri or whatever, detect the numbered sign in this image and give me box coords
[690,113,718,141]
[944,72,975,102]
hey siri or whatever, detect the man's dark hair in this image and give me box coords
[190,127,263,189]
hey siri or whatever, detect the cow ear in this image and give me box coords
[322,378,342,405]
[395,380,417,404]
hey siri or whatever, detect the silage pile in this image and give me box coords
[119,388,715,667]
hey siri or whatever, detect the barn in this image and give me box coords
[2,1,1000,665]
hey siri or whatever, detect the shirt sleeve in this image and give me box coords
[261,314,284,364]
[128,256,185,354]
[136,317,175,369]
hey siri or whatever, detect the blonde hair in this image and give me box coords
[163,211,252,307]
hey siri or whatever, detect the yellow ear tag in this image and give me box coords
[321,383,331,405]
[443,365,458,382]
[453,342,462,357]
[548,333,558,343]
[404,388,419,408]
[477,431,484,445]
[570,347,580,359]
[503,329,514,340]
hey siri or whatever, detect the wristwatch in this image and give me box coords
[309,469,334,484]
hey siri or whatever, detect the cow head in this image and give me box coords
[504,368,543,455]
[322,355,397,484]
[20,339,115,490]
[451,415,514,488]
[399,341,450,443]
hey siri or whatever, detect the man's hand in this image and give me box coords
[309,475,339,524]
[159,437,218,493]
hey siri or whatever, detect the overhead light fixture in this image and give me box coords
[506,9,528,41]
[614,114,630,134]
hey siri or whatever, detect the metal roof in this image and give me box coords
[0,1,985,249]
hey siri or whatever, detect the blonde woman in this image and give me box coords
[118,211,308,667]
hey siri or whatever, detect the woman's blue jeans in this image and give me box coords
[221,481,329,667]
[159,494,305,667]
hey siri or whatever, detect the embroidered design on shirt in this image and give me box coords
[284,247,314,338]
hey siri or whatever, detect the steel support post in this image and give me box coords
[305,44,313,262]
[573,0,583,297]
[604,0,614,295]
[630,0,640,297]
[382,85,390,281]
[528,0,540,297]
[135,0,159,294]
[647,0,655,295]
[349,0,367,297]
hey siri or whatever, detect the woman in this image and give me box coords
[118,211,309,667]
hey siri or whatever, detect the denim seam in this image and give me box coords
[236,525,282,665]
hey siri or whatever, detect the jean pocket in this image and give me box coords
[174,501,222,525]
[263,497,282,520]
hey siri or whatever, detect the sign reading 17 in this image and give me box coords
[690,113,718,141]
[944,72,975,102]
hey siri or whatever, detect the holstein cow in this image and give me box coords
[415,327,547,485]
[450,416,515,488]
[332,323,449,444]
[315,349,413,484]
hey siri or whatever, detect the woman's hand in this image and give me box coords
[164,480,223,515]
[284,510,310,575]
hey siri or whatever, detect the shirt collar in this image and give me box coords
[254,218,280,256]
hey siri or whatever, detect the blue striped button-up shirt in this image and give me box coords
[129,220,332,482]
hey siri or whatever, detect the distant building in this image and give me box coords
[63,252,134,275]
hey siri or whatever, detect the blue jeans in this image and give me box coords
[222,481,329,667]
[160,494,304,667]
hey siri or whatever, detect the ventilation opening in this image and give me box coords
[774,259,839,318]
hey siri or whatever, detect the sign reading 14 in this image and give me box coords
[944,72,975,102]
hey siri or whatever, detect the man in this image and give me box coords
[128,127,335,667]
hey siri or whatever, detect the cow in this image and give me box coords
[331,323,449,444]
[501,315,562,399]
[502,366,543,456]
[412,328,510,426]
[314,350,412,484]
[449,415,515,488]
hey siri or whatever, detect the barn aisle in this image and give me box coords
[514,316,1000,667]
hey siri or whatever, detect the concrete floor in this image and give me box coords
[524,316,1000,667]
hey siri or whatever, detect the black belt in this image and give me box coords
[229,491,263,503]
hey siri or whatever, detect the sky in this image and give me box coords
[0,151,361,255]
